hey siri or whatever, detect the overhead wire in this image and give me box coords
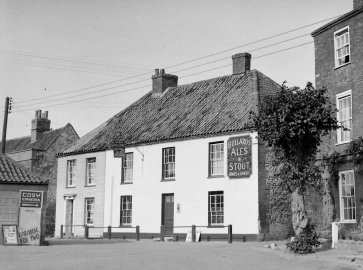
[10,41,314,114]
[8,14,340,106]
[13,33,312,109]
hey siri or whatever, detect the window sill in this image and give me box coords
[207,175,225,179]
[120,182,133,185]
[340,220,356,224]
[161,178,175,182]
[84,185,96,187]
[334,61,351,70]
[335,140,351,146]
[207,225,225,228]
[86,224,94,227]
[66,186,76,189]
[119,225,132,228]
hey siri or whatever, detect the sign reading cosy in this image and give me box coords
[20,190,43,208]
[227,135,252,178]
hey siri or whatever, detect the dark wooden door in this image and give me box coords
[65,199,73,236]
[162,194,174,236]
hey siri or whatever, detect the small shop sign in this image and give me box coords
[2,225,19,246]
[20,190,43,208]
[227,135,252,178]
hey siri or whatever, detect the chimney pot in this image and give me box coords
[154,69,159,75]
[31,110,51,142]
[232,52,251,75]
[151,69,178,94]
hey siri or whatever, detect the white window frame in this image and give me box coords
[120,196,132,226]
[336,90,352,145]
[339,170,356,223]
[209,142,224,176]
[86,158,96,186]
[208,191,224,226]
[162,147,175,179]
[122,153,133,183]
[334,26,350,68]
[67,160,76,187]
[85,198,95,226]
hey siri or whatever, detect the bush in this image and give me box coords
[286,223,321,254]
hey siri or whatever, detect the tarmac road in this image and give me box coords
[0,239,360,270]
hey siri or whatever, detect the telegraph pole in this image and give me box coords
[1,97,12,154]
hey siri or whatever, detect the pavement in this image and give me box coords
[0,238,362,270]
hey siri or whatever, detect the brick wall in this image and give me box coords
[314,10,363,230]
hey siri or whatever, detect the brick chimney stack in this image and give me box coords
[31,110,51,143]
[353,0,363,9]
[232,53,251,75]
[152,69,178,94]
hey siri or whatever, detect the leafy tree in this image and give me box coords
[251,82,339,237]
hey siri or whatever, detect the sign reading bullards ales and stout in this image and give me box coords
[227,135,252,178]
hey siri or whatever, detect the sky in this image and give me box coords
[0,0,353,140]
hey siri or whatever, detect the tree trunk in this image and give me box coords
[291,187,308,235]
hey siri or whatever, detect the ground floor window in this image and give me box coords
[339,170,356,222]
[208,191,224,226]
[120,196,132,226]
[85,198,95,225]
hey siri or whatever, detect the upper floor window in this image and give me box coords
[162,147,175,180]
[85,198,95,226]
[67,160,76,187]
[86,158,96,186]
[120,196,132,226]
[122,153,133,183]
[336,90,352,144]
[209,142,224,177]
[334,27,350,68]
[208,191,224,226]
[339,171,356,222]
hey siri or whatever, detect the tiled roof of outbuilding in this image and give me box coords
[60,70,280,156]
[0,154,47,184]
[2,124,73,154]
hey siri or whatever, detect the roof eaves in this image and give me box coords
[311,8,363,37]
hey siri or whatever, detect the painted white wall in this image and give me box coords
[55,151,106,237]
[104,132,259,235]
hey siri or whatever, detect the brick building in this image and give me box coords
[55,53,281,240]
[2,110,79,200]
[312,0,363,230]
[1,110,79,235]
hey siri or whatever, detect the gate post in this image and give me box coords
[228,225,232,244]
[160,225,165,242]
[108,226,112,239]
[85,225,89,239]
[136,226,140,241]
[60,225,63,239]
[192,225,196,242]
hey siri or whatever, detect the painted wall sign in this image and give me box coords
[227,135,252,178]
[2,225,19,245]
[18,208,42,245]
[20,190,43,208]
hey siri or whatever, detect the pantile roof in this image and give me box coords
[2,123,73,154]
[60,70,279,156]
[0,154,47,184]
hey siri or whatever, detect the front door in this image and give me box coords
[65,199,74,236]
[162,194,174,236]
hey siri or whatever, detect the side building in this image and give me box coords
[2,110,79,235]
[312,0,363,231]
[55,53,280,240]
[0,154,48,244]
